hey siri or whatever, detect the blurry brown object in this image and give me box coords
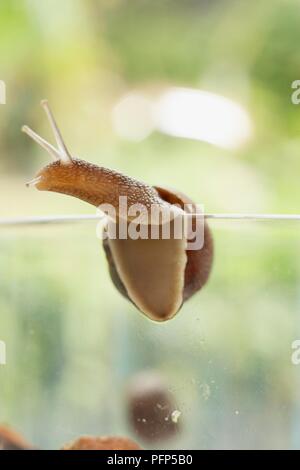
[127,371,181,442]
[62,435,141,450]
[0,424,33,450]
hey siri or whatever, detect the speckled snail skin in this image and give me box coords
[22,101,213,322]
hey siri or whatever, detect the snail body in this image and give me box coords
[23,101,213,322]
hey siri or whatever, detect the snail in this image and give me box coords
[127,371,180,442]
[62,435,141,450]
[22,101,213,322]
[0,424,33,450]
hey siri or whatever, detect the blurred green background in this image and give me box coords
[1,0,300,449]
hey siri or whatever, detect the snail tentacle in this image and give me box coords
[40,100,72,163]
[21,125,60,161]
[26,176,42,187]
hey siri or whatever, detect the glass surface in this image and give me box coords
[0,220,299,450]
[0,0,299,451]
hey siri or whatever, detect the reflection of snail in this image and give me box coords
[23,101,213,322]
[62,435,141,450]
[0,424,33,450]
[127,371,180,442]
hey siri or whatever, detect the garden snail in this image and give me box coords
[22,101,213,322]
[0,424,33,450]
[127,371,180,442]
[62,435,141,450]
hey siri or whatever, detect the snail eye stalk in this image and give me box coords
[22,100,72,164]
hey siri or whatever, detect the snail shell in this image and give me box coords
[0,424,33,450]
[62,435,141,450]
[127,371,180,442]
[103,186,213,320]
